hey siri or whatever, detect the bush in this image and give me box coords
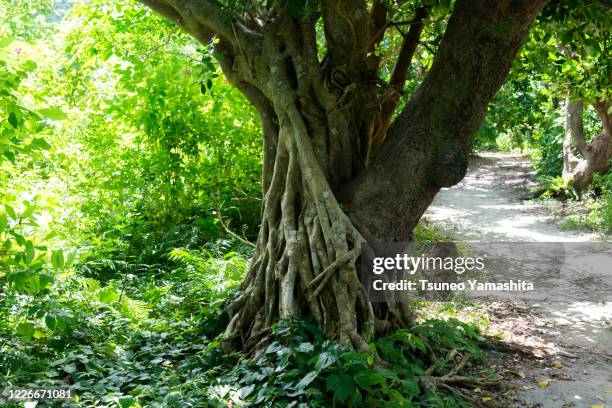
[540,176,579,200]
[588,168,612,234]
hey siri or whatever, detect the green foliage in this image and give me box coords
[1,2,262,406]
[0,0,55,40]
[414,220,451,243]
[475,0,610,190]
[536,0,611,103]
[1,243,249,407]
[540,176,580,200]
[209,317,485,407]
[0,4,68,321]
[475,76,547,151]
[588,168,612,233]
[559,168,612,235]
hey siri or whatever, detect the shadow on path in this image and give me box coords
[422,152,611,407]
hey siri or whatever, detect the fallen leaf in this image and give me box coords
[552,372,572,380]
[482,396,493,401]
[537,379,551,388]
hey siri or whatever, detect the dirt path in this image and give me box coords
[422,153,612,407]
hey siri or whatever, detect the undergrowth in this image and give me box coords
[1,238,497,408]
[538,167,612,237]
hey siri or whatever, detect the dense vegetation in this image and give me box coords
[0,0,609,407]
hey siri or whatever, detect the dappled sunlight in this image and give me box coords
[425,153,595,243]
[424,153,612,407]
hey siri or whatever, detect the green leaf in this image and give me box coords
[13,233,25,246]
[8,111,19,128]
[353,370,386,391]
[438,0,451,12]
[561,28,576,44]
[0,213,7,232]
[401,379,421,396]
[4,150,15,164]
[38,107,68,121]
[65,250,76,268]
[44,230,58,240]
[62,363,77,374]
[51,249,65,269]
[25,240,35,264]
[99,288,118,304]
[45,314,57,330]
[238,385,254,398]
[38,273,55,290]
[17,322,35,338]
[21,203,35,219]
[327,374,355,402]
[118,396,136,408]
[294,371,318,391]
[297,342,314,353]
[30,138,52,150]
[21,60,37,72]
[584,38,601,57]
[5,205,17,220]
[0,36,15,48]
[314,351,337,371]
[54,313,70,330]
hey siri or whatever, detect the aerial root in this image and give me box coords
[307,247,360,300]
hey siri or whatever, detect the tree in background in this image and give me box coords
[563,99,611,191]
[136,0,549,350]
[531,0,611,190]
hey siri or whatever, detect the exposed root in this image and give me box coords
[419,352,501,406]
[223,62,413,351]
[307,247,360,299]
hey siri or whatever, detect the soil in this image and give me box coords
[422,152,612,407]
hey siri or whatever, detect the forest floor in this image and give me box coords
[422,152,611,407]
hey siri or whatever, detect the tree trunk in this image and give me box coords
[220,17,401,351]
[139,0,549,351]
[563,98,612,191]
[343,0,548,242]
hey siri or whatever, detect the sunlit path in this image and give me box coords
[424,152,611,407]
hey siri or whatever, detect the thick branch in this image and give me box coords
[321,0,370,72]
[564,99,612,190]
[566,99,588,156]
[139,0,253,46]
[140,0,185,26]
[370,6,428,155]
[388,7,429,91]
[366,0,388,69]
[593,100,612,139]
[344,0,549,242]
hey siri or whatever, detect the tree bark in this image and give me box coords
[139,0,549,350]
[563,98,612,191]
[344,0,548,242]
